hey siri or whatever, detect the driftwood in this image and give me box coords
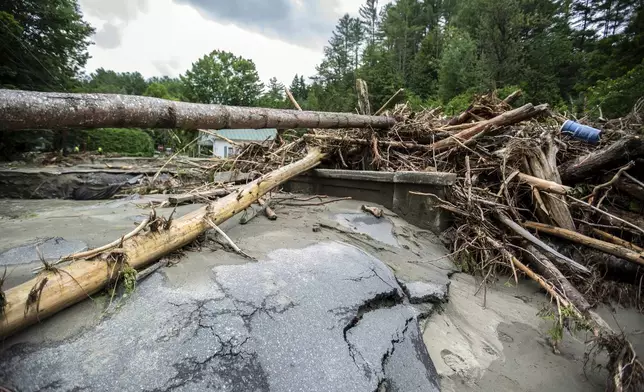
[0,149,325,338]
[284,88,302,111]
[516,173,571,195]
[257,198,277,220]
[356,79,371,115]
[374,88,404,116]
[524,221,644,266]
[503,90,523,105]
[168,187,239,205]
[0,90,396,131]
[428,103,548,151]
[522,244,591,313]
[615,177,644,202]
[560,136,644,183]
[303,134,436,152]
[591,228,644,253]
[523,135,576,231]
[496,213,590,274]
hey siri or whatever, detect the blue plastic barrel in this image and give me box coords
[560,120,602,144]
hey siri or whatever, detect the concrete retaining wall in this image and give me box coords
[285,169,455,234]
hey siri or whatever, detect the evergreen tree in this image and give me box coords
[0,0,94,90]
[359,0,380,45]
[260,77,287,108]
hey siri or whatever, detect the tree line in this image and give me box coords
[1,0,642,122]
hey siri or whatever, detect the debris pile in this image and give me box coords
[207,91,644,391]
[1,88,643,390]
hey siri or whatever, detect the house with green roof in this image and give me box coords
[197,129,277,157]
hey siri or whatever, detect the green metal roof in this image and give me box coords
[214,129,277,141]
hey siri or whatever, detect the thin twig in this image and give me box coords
[204,218,254,260]
[568,195,644,236]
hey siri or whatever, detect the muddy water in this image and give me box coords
[334,213,400,247]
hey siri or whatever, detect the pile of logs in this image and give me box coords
[1,88,643,390]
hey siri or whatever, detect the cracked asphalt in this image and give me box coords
[0,242,441,392]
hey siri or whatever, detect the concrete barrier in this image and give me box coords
[285,169,456,234]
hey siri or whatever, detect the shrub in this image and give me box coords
[69,128,154,156]
[586,62,644,119]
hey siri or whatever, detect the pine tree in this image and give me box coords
[359,0,380,45]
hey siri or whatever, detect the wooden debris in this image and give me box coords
[560,136,644,183]
[428,103,548,152]
[0,89,396,131]
[523,221,644,266]
[0,149,325,338]
[361,205,383,218]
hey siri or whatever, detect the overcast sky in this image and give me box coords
[78,0,374,85]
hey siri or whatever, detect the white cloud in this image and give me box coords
[79,0,392,86]
[79,0,330,85]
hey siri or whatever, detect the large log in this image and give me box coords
[524,221,644,266]
[521,244,591,313]
[428,103,548,151]
[523,135,576,231]
[559,136,644,183]
[0,149,325,338]
[0,90,396,131]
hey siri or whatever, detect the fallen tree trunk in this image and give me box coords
[521,244,591,313]
[428,103,548,152]
[592,228,644,253]
[559,136,644,183]
[496,213,590,274]
[0,149,325,338]
[523,136,576,231]
[523,221,644,266]
[0,90,396,131]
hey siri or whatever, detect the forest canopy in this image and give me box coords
[1,0,642,123]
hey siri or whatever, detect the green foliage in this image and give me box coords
[182,50,263,106]
[444,92,475,115]
[78,69,147,95]
[259,77,287,108]
[68,129,154,156]
[0,1,94,91]
[122,264,137,295]
[538,305,592,349]
[438,29,479,102]
[358,44,404,110]
[586,61,644,118]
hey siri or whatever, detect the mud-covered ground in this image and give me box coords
[0,196,642,391]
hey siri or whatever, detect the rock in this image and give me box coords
[402,280,449,304]
[0,242,440,392]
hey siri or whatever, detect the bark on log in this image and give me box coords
[591,228,644,253]
[168,187,239,205]
[356,79,371,115]
[559,136,644,184]
[615,177,644,202]
[0,149,325,338]
[428,103,548,152]
[0,90,396,131]
[496,213,590,274]
[516,172,572,195]
[524,221,644,266]
[503,90,523,105]
[522,244,591,313]
[523,136,576,231]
